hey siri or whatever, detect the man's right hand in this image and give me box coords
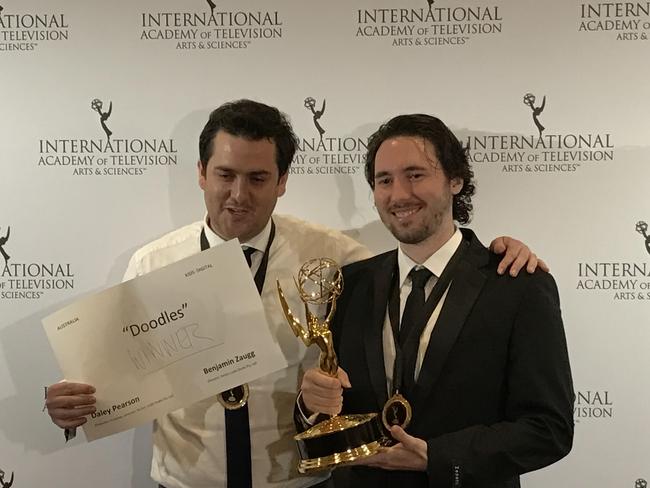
[300,367,350,416]
[45,381,96,429]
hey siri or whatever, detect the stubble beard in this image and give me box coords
[385,213,441,245]
[380,195,452,245]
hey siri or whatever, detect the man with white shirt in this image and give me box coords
[299,114,574,488]
[45,101,543,488]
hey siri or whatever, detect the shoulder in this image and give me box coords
[482,252,560,306]
[341,249,393,279]
[462,227,559,296]
[273,214,371,264]
[131,221,202,260]
[126,221,202,276]
[274,213,347,241]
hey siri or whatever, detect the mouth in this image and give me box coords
[390,206,422,222]
[224,206,252,217]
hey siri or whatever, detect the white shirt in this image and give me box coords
[203,215,273,276]
[382,228,463,395]
[123,214,371,488]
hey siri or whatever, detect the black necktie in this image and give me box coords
[242,246,256,268]
[224,246,257,488]
[400,267,433,395]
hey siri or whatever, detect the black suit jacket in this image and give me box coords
[330,229,574,488]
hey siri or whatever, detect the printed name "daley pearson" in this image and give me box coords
[203,351,256,375]
[91,396,140,418]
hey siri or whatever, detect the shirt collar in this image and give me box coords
[397,228,463,288]
[202,213,272,252]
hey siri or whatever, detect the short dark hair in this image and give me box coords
[364,114,475,224]
[199,99,298,178]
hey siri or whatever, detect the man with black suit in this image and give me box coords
[299,114,574,487]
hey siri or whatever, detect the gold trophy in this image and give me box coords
[277,258,385,473]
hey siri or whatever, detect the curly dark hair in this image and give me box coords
[199,99,298,178]
[364,114,475,224]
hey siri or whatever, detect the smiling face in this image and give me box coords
[198,130,287,242]
[373,136,462,252]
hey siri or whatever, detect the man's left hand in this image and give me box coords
[489,236,550,276]
[355,426,427,471]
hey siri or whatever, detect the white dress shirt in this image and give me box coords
[203,215,273,275]
[123,214,372,488]
[382,228,463,395]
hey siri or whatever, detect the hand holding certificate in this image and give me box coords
[43,239,287,441]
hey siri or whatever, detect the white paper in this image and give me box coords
[42,239,287,441]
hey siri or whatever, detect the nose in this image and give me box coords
[230,176,250,203]
[389,175,412,201]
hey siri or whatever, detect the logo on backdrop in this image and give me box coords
[466,90,615,173]
[636,221,650,255]
[0,2,69,53]
[573,390,613,422]
[355,0,504,48]
[523,93,546,137]
[91,98,113,142]
[576,221,650,301]
[0,469,13,488]
[0,227,75,301]
[579,3,650,41]
[636,480,648,488]
[140,1,284,51]
[37,98,178,177]
[292,97,368,177]
[0,468,14,488]
[304,97,327,143]
[0,226,10,264]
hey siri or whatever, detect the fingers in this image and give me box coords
[352,449,389,467]
[46,381,96,430]
[496,249,516,276]
[47,381,95,397]
[508,248,533,277]
[494,236,519,275]
[494,237,529,277]
[48,404,95,429]
[389,425,409,444]
[536,257,550,273]
[389,426,420,451]
[388,426,428,466]
[301,368,345,416]
[489,236,507,255]
[337,367,351,388]
[46,392,96,409]
[352,443,423,471]
[493,237,548,276]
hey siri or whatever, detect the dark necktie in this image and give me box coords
[243,246,256,268]
[400,267,433,395]
[224,246,257,488]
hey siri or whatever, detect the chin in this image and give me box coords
[392,224,433,245]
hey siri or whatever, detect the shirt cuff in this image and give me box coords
[296,391,321,428]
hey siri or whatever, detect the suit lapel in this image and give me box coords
[411,235,489,412]
[363,251,396,410]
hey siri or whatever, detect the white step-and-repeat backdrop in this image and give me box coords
[1,0,648,486]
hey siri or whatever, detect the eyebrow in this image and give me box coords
[374,164,430,179]
[214,166,272,176]
[248,170,272,178]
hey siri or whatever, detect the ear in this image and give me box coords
[450,177,463,195]
[276,171,288,198]
[198,160,207,191]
